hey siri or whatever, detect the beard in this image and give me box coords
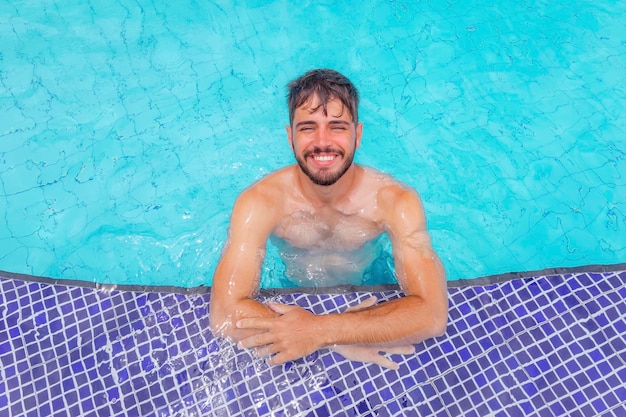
[295,146,355,186]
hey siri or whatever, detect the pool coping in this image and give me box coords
[2,262,625,295]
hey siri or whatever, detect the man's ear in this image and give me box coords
[355,122,363,149]
[286,125,294,150]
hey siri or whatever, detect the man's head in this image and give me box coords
[287,69,359,127]
[286,69,362,186]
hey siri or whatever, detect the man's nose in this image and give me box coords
[313,128,332,146]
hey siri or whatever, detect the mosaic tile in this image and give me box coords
[1,271,626,415]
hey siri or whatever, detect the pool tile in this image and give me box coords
[1,270,626,416]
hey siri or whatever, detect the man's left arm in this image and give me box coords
[236,186,448,365]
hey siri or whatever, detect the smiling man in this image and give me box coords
[209,69,448,369]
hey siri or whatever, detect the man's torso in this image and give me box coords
[263,165,398,286]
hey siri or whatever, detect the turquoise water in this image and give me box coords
[0,0,624,288]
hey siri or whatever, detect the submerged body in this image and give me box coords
[272,234,385,287]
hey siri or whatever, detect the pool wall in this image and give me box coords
[1,269,625,416]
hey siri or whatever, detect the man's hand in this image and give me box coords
[236,296,417,370]
[330,344,415,370]
[236,302,326,365]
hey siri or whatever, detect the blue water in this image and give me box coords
[0,0,624,288]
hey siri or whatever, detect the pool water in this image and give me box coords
[1,0,625,288]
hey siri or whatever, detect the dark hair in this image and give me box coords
[287,69,359,125]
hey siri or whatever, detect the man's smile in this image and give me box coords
[304,147,344,168]
[313,155,335,162]
[311,154,338,166]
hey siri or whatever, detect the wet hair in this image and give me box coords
[287,69,359,125]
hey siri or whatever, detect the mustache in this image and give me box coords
[303,147,345,158]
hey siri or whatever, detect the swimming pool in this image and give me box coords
[1,0,625,416]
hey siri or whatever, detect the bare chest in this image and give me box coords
[272,208,384,250]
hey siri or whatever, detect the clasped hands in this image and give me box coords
[235,296,415,370]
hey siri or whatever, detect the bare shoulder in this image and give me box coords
[363,168,427,234]
[230,167,293,237]
[237,167,292,206]
[360,168,422,209]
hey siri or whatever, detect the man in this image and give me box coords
[209,69,447,370]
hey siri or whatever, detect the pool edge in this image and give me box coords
[2,262,625,295]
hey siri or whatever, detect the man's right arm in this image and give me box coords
[209,187,279,342]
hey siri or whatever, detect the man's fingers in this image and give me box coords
[267,302,295,314]
[371,355,400,370]
[236,317,272,330]
[381,345,416,355]
[253,344,279,358]
[345,296,378,312]
[237,332,274,349]
[268,352,293,366]
[370,345,414,369]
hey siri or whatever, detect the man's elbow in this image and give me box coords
[209,309,236,340]
[430,312,448,338]
[414,303,448,342]
[429,298,449,338]
[401,311,447,346]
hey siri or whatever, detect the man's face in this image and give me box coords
[286,96,362,186]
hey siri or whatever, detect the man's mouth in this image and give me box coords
[313,155,335,162]
[309,153,338,167]
[305,148,343,166]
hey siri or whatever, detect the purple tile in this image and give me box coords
[50,396,65,412]
[3,270,626,416]
[592,397,609,414]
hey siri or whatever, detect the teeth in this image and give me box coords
[313,155,334,161]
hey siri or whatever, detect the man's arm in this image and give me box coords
[210,186,415,369]
[209,187,280,341]
[236,185,448,364]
